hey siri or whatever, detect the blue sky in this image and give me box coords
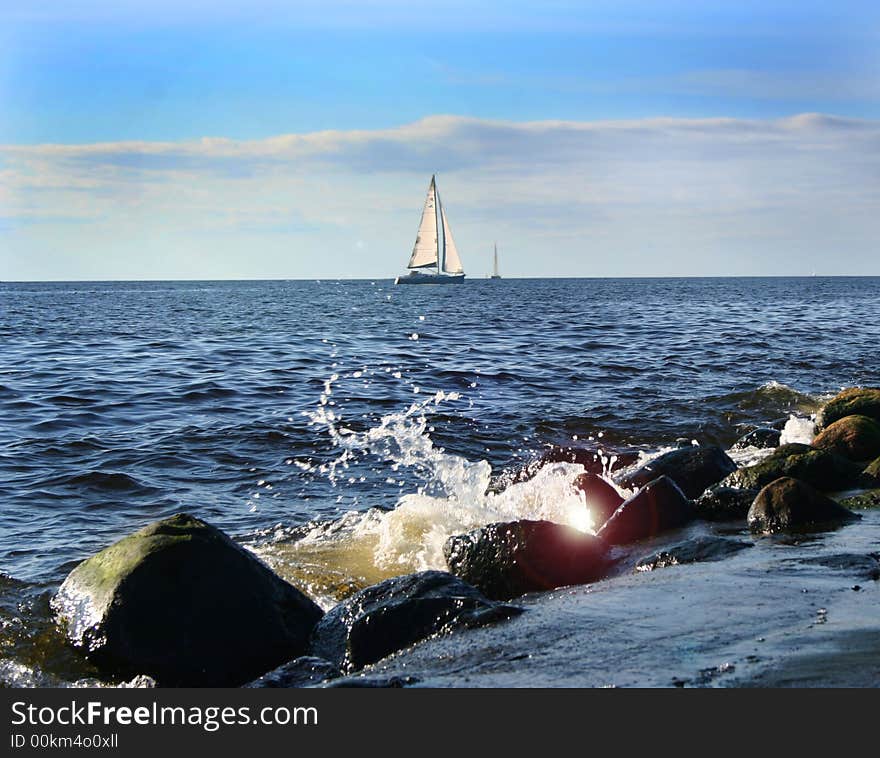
[1,1,879,278]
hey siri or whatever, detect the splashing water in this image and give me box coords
[260,382,597,607]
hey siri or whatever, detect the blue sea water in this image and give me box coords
[0,276,878,684]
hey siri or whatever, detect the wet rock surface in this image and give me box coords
[444,519,610,599]
[817,387,880,430]
[723,443,865,492]
[614,445,736,499]
[861,458,880,486]
[748,477,860,535]
[636,536,753,571]
[51,513,324,686]
[572,472,624,528]
[811,414,880,462]
[246,656,341,688]
[309,570,523,671]
[597,476,695,545]
[732,427,782,450]
[694,485,758,521]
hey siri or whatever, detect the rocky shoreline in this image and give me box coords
[49,387,880,687]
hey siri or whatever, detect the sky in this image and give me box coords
[1,1,879,279]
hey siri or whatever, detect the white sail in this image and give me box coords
[407,177,439,270]
[440,207,463,274]
[493,243,499,277]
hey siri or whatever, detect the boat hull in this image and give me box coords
[395,272,465,285]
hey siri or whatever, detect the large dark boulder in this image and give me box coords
[597,476,695,545]
[732,427,782,450]
[747,477,860,535]
[635,536,753,571]
[310,571,522,671]
[812,415,880,462]
[817,387,880,430]
[722,443,865,492]
[694,485,758,521]
[444,520,610,600]
[51,513,324,686]
[614,446,736,499]
[572,472,624,528]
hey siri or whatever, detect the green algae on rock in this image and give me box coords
[51,513,324,686]
[811,414,880,462]
[747,477,860,535]
[722,443,865,492]
[837,488,880,510]
[861,456,880,487]
[817,387,880,430]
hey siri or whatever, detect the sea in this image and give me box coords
[1,276,879,686]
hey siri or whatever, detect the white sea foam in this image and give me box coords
[780,414,816,445]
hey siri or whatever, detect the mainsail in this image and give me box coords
[407,177,439,270]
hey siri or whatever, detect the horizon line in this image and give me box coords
[3,274,878,284]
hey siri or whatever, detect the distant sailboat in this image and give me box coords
[490,242,501,279]
[395,175,465,285]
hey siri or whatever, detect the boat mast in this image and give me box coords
[494,243,498,277]
[434,176,443,275]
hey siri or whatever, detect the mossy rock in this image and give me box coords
[722,443,865,492]
[862,456,880,486]
[747,477,859,535]
[811,415,880,462]
[817,387,880,430]
[52,513,324,686]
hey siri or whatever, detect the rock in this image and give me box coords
[864,458,880,486]
[246,656,341,688]
[636,536,753,571]
[747,477,860,535]
[811,415,880,462]
[310,571,522,671]
[817,387,880,430]
[722,443,865,492]
[837,488,880,510]
[444,520,610,600]
[117,675,157,688]
[694,485,758,521]
[572,472,624,528]
[732,427,781,450]
[51,513,324,686]
[614,446,737,499]
[597,476,695,545]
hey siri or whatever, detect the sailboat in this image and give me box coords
[490,242,501,279]
[395,175,465,284]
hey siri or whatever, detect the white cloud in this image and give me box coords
[1,113,878,279]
